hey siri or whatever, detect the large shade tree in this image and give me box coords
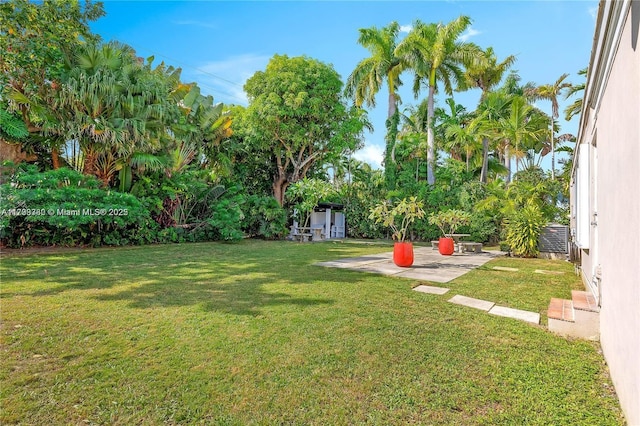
[395,15,483,185]
[0,0,105,167]
[244,54,368,206]
[345,22,403,189]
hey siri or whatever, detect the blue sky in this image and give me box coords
[92,0,598,170]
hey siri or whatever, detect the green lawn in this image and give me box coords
[0,240,623,425]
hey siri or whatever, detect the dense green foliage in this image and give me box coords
[504,203,547,257]
[369,197,426,242]
[241,195,288,239]
[243,54,367,205]
[0,167,249,246]
[1,167,154,247]
[428,209,472,237]
[0,2,579,255]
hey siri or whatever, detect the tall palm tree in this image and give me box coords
[530,73,571,179]
[434,97,472,160]
[471,90,513,181]
[499,96,548,181]
[395,15,483,185]
[444,119,481,172]
[462,47,516,182]
[564,68,587,121]
[345,22,403,189]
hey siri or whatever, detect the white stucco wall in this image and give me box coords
[586,4,640,424]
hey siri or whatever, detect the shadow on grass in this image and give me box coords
[0,241,379,316]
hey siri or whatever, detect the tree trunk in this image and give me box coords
[426,83,436,185]
[504,145,511,184]
[388,91,397,118]
[384,111,399,190]
[550,115,555,180]
[383,92,398,190]
[479,137,489,183]
[272,175,288,207]
[51,146,62,169]
[83,147,98,176]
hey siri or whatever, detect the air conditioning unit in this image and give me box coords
[539,225,569,253]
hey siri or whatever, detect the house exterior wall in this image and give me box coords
[572,2,640,423]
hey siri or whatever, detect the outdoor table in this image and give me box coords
[449,234,471,252]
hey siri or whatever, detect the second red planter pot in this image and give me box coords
[438,237,455,255]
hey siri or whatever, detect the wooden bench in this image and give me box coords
[459,242,483,253]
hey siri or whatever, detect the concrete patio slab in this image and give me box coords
[395,269,461,282]
[448,295,495,311]
[315,246,502,283]
[533,269,565,275]
[488,305,540,324]
[492,266,519,272]
[351,262,406,275]
[412,285,450,295]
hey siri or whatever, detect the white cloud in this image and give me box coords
[400,24,413,33]
[459,27,481,42]
[353,144,384,169]
[187,54,271,105]
[587,6,598,21]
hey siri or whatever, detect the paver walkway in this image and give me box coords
[315,246,502,283]
[317,246,541,325]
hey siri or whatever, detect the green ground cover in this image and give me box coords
[0,240,623,424]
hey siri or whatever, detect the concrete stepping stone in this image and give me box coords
[533,269,565,275]
[488,305,540,324]
[412,285,450,295]
[448,295,495,311]
[492,266,519,272]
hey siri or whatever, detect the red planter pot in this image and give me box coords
[393,242,414,267]
[438,237,455,256]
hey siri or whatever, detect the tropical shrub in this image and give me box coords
[1,168,155,247]
[467,211,497,244]
[342,188,387,239]
[206,191,245,241]
[503,202,546,257]
[459,181,498,243]
[241,195,288,239]
[131,170,245,242]
[369,197,426,242]
[286,178,334,227]
[428,209,472,237]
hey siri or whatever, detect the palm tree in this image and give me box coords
[56,42,176,185]
[499,96,548,182]
[530,73,571,179]
[345,22,403,189]
[564,68,587,121]
[462,47,516,182]
[444,120,481,172]
[434,97,472,160]
[395,15,483,185]
[471,91,512,179]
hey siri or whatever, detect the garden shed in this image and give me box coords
[291,202,346,241]
[310,202,345,239]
